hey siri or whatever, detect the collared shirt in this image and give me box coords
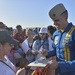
[0,56,16,75]
[48,23,75,75]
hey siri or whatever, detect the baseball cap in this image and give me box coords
[0,31,19,46]
[49,3,66,19]
[39,27,48,34]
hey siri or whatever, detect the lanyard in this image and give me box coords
[0,60,16,73]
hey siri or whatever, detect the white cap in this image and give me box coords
[39,27,48,34]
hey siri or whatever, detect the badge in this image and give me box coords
[54,36,59,44]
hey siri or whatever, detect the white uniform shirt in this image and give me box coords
[0,56,16,75]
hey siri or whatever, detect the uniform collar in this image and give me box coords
[65,22,73,32]
[60,23,73,33]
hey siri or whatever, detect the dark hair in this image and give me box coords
[0,22,4,25]
[16,25,22,28]
[47,25,56,35]
[33,34,41,41]
[0,22,6,28]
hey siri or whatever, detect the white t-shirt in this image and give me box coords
[0,55,16,75]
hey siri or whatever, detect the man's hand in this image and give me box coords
[42,49,48,57]
[47,60,59,70]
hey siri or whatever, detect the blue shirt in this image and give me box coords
[48,23,75,75]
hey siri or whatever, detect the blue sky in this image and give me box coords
[0,0,75,29]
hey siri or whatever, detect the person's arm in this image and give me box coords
[58,60,75,73]
[42,49,56,58]
[47,49,56,58]
[46,38,56,58]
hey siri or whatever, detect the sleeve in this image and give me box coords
[48,37,54,51]
[58,60,75,73]
[46,40,56,58]
[46,50,56,58]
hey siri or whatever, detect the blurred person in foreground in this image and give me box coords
[42,3,75,75]
[0,30,26,75]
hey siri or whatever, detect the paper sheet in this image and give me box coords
[27,57,50,67]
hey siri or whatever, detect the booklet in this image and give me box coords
[21,39,30,53]
[27,57,50,67]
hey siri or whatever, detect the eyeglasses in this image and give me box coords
[40,33,46,35]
